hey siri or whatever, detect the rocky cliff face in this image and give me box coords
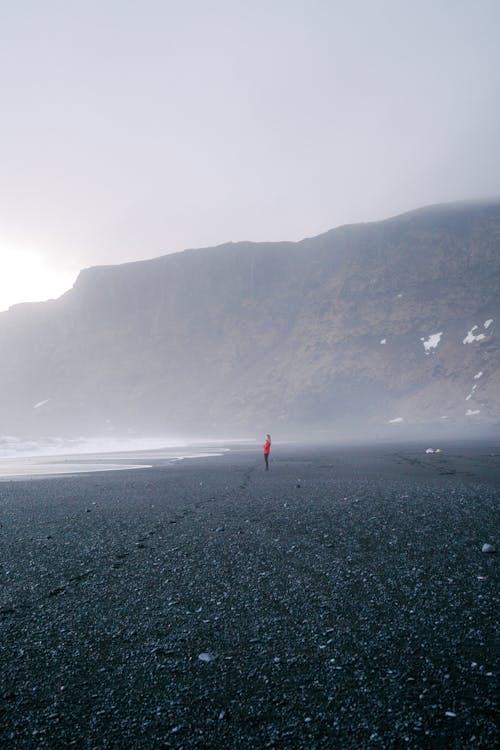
[0,201,499,437]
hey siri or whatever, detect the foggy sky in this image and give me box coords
[0,0,499,310]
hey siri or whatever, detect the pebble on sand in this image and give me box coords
[481,543,496,553]
[198,652,216,663]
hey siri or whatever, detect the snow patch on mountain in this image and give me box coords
[421,332,443,353]
[484,318,493,329]
[473,371,483,379]
[34,399,50,409]
[388,417,404,423]
[463,326,486,344]
[465,384,478,401]
[466,409,480,416]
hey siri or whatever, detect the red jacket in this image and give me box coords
[263,439,271,455]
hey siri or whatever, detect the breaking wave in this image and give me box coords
[0,435,250,460]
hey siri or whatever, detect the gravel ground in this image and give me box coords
[0,442,498,749]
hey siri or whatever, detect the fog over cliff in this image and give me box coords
[0,201,498,440]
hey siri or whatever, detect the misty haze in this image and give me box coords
[0,200,499,447]
[1,2,499,748]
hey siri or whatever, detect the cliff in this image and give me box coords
[0,200,498,436]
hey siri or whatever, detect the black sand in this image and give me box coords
[1,442,498,749]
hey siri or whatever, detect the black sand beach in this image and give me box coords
[1,442,498,749]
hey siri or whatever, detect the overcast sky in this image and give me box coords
[0,0,499,310]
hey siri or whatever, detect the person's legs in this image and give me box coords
[264,453,269,470]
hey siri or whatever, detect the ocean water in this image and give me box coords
[0,435,254,479]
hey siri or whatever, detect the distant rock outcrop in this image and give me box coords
[0,200,499,436]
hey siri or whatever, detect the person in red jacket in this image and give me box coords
[263,434,271,470]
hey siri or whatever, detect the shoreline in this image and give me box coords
[0,448,232,482]
[1,435,498,484]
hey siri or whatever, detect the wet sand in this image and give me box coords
[0,442,498,748]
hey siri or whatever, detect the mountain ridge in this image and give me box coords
[42,198,500,297]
